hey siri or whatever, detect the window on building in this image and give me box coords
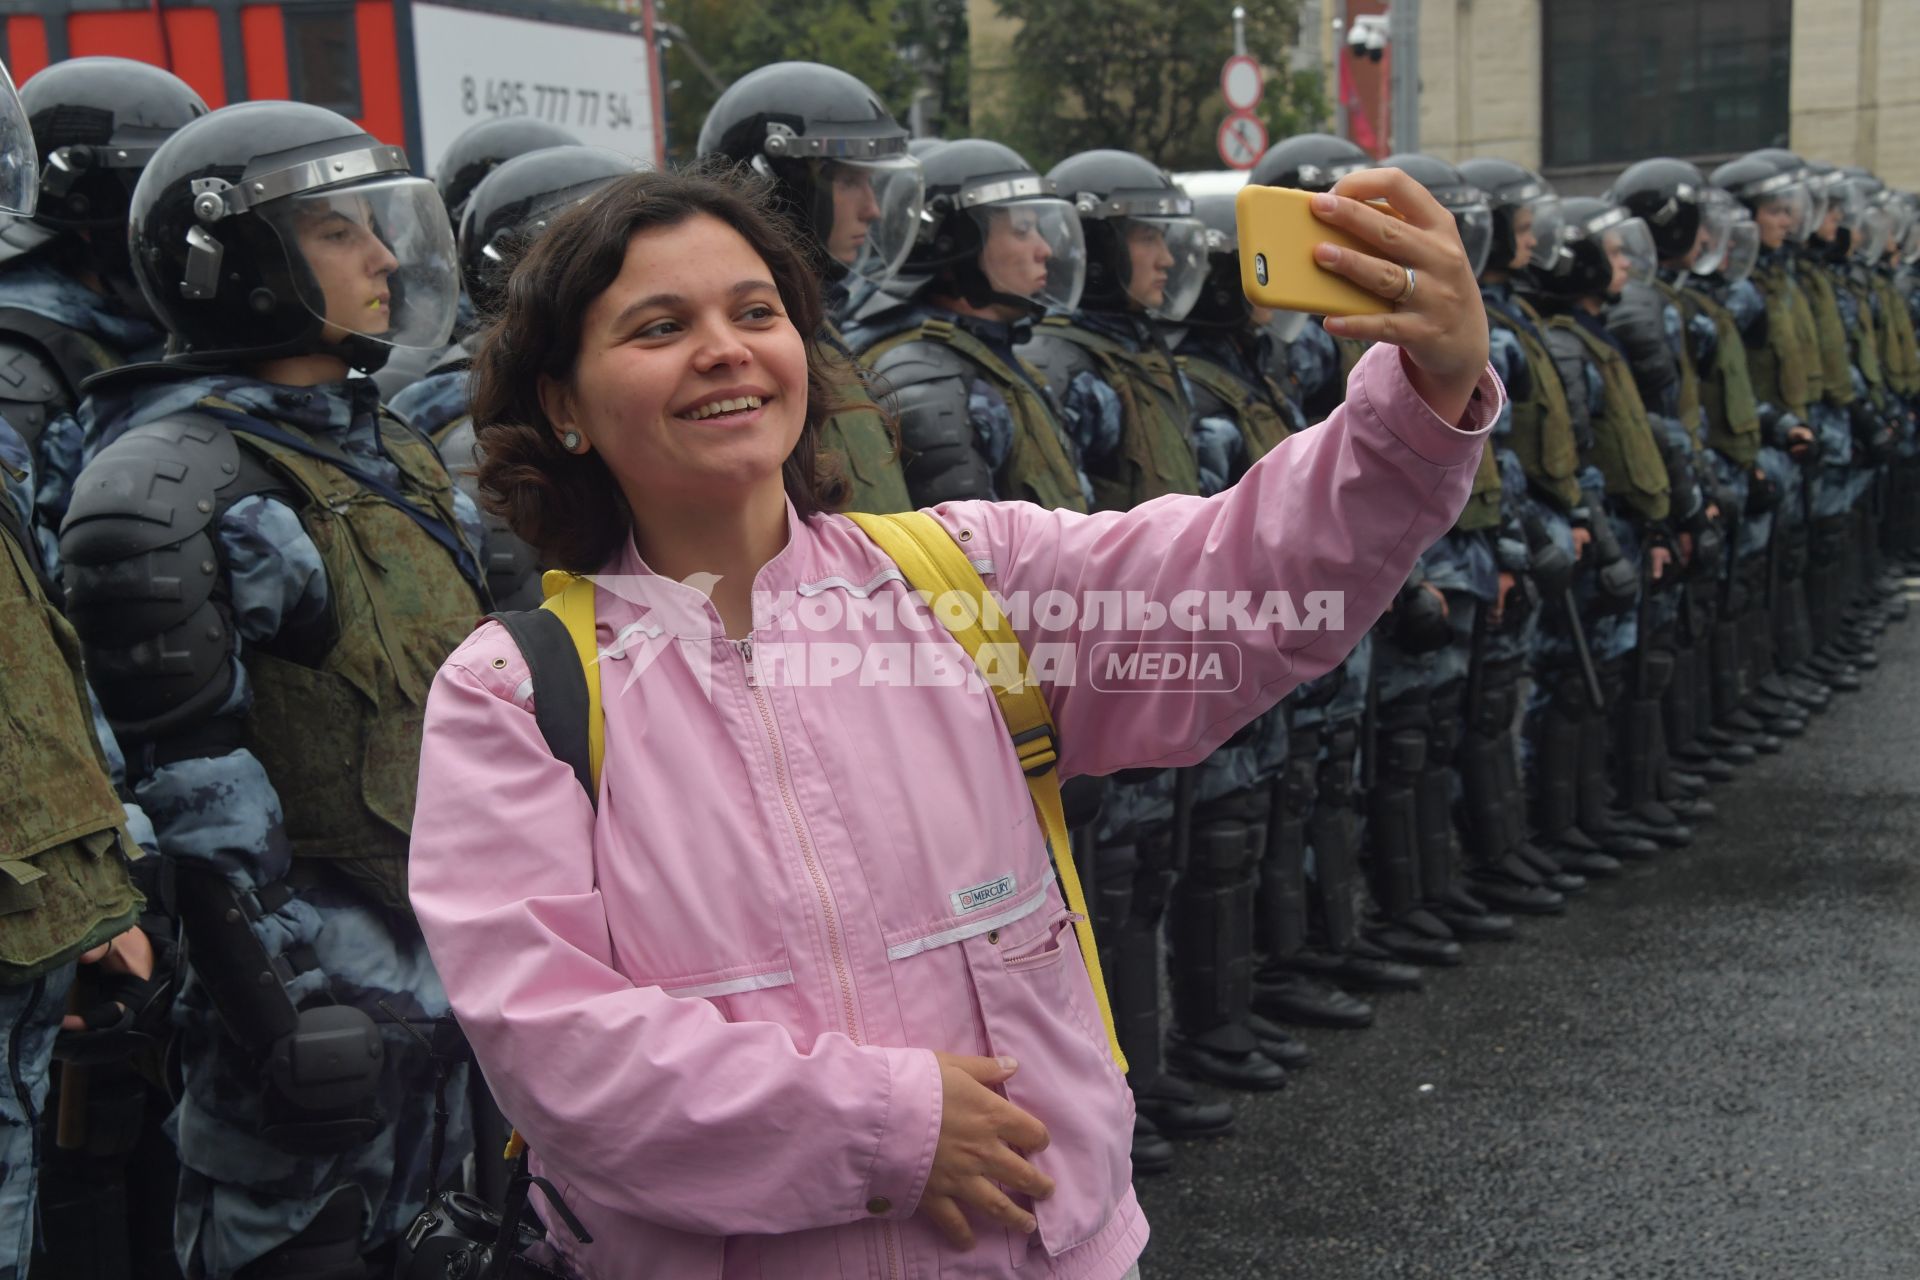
[285,5,362,118]
[1543,0,1791,171]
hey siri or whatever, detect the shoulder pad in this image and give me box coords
[0,220,57,267]
[868,337,977,391]
[0,333,73,452]
[1014,331,1097,397]
[434,418,483,507]
[1180,364,1231,421]
[60,414,271,566]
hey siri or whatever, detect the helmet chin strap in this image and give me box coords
[951,258,1044,318]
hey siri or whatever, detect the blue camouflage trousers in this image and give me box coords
[168,885,470,1278]
[1,964,75,1280]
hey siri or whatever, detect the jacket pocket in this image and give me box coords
[959,904,1133,1257]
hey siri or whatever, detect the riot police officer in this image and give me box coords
[839,138,1093,510]
[60,101,486,1278]
[1246,133,1425,993]
[697,61,923,513]
[391,144,643,609]
[1377,153,1570,931]
[0,57,205,562]
[1017,148,1235,1161]
[1166,186,1376,1049]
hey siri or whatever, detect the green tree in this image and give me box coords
[976,0,1325,172]
[655,0,966,160]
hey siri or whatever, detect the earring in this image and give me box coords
[562,431,581,452]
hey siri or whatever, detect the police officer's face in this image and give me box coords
[1755,199,1795,249]
[1123,222,1173,310]
[980,207,1053,298]
[295,199,400,340]
[1817,201,1843,242]
[1603,233,1632,296]
[824,163,881,266]
[1509,207,1537,271]
[542,213,809,512]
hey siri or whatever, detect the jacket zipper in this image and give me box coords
[737,637,900,1279]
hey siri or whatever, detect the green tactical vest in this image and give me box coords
[0,500,143,984]
[1547,317,1672,522]
[862,318,1089,513]
[1333,335,1367,384]
[1840,272,1885,389]
[1490,299,1583,511]
[213,401,487,914]
[1653,280,1704,447]
[1876,274,1920,396]
[1456,437,1504,533]
[820,325,912,513]
[1747,262,1813,414]
[1795,264,1851,406]
[1683,287,1762,468]
[1037,316,1201,510]
[1177,354,1293,467]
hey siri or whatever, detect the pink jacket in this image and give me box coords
[410,346,1501,1279]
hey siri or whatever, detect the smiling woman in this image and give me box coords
[413,163,1500,1280]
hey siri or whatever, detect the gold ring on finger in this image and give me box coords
[1394,266,1417,305]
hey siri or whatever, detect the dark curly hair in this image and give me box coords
[469,164,859,573]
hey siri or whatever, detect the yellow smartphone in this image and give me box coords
[1235,184,1397,318]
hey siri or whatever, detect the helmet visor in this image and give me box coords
[1881,196,1915,260]
[819,155,924,287]
[0,61,35,216]
[1602,216,1658,290]
[1261,308,1308,347]
[1721,219,1759,285]
[969,197,1086,312]
[1119,215,1209,321]
[1763,182,1816,243]
[261,176,459,351]
[1689,191,1739,276]
[1453,202,1494,277]
[1851,206,1892,264]
[1511,194,1562,271]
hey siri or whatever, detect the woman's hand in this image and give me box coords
[916,1052,1054,1249]
[1308,168,1491,423]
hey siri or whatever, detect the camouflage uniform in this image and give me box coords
[69,374,483,1278]
[0,257,163,573]
[1,415,157,1280]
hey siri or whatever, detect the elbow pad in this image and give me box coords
[1389,583,1453,655]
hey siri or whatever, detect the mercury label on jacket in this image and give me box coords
[951,874,1017,915]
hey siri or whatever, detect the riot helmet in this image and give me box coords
[1684,188,1742,277]
[1049,149,1207,322]
[433,116,579,223]
[1458,158,1559,275]
[130,101,458,373]
[0,61,34,216]
[907,138,1084,314]
[459,146,645,317]
[1249,133,1370,193]
[1837,169,1892,265]
[1607,157,1719,266]
[1379,153,1493,276]
[907,137,947,159]
[1713,152,1818,248]
[1529,197,1655,302]
[16,58,205,236]
[1879,189,1916,266]
[697,61,923,287]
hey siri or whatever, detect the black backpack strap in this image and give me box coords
[488,608,595,807]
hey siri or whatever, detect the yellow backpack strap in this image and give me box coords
[844,511,1128,1074]
[539,570,604,793]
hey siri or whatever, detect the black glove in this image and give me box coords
[1390,583,1453,654]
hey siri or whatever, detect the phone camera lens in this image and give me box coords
[1254,254,1269,285]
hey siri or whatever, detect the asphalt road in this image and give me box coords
[1134,611,1920,1280]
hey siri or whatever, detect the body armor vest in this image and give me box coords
[1547,318,1672,522]
[1683,287,1762,468]
[1798,264,1855,405]
[1178,352,1294,466]
[1875,273,1920,397]
[863,318,1088,513]
[1491,300,1583,511]
[820,325,911,513]
[1839,270,1885,390]
[1653,280,1704,446]
[1747,262,1814,414]
[0,501,142,983]
[1037,316,1201,509]
[1333,335,1367,383]
[212,400,487,913]
[1456,438,1504,533]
